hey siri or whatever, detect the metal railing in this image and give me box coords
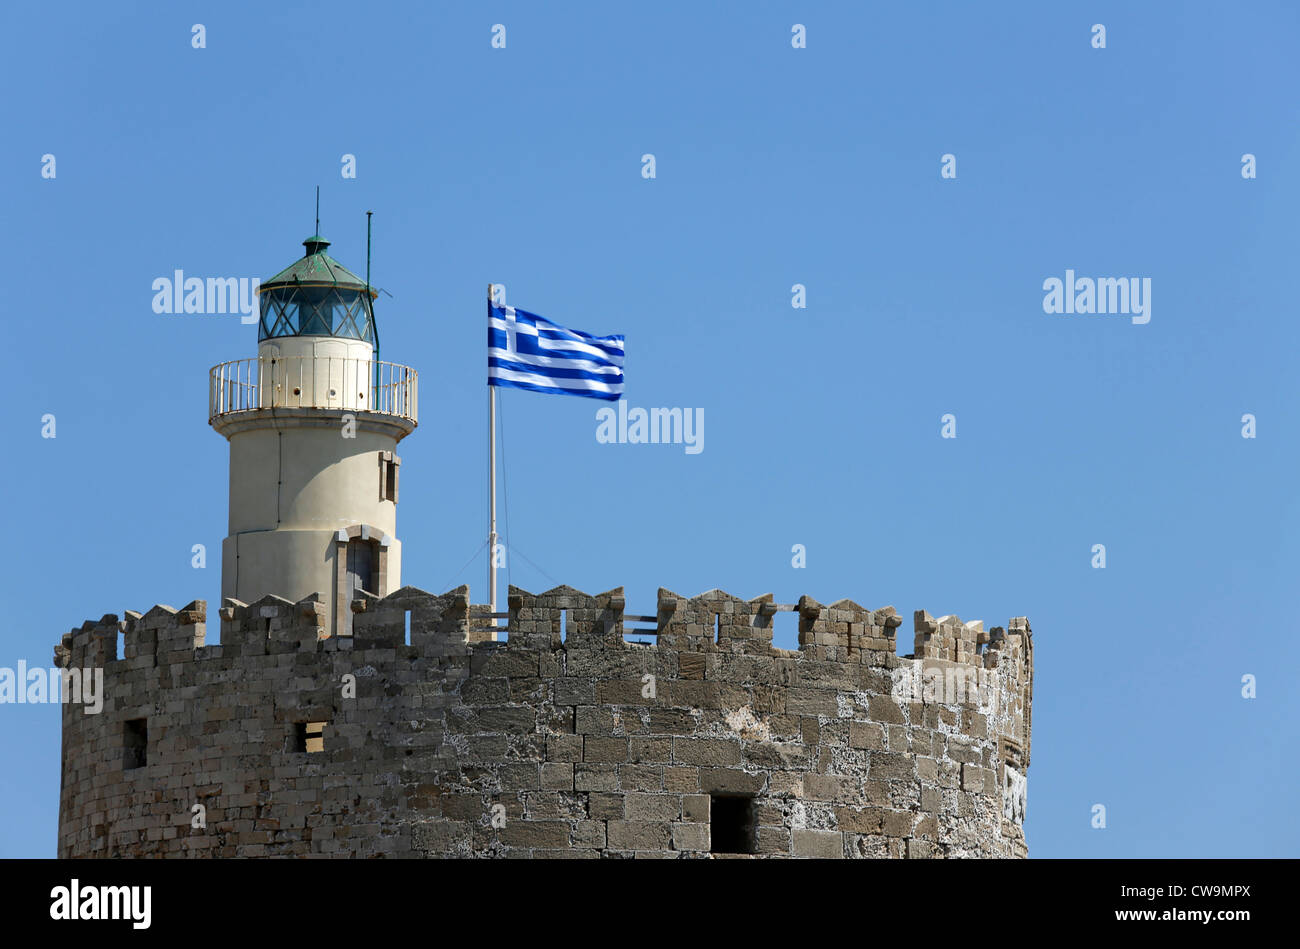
[209,356,418,423]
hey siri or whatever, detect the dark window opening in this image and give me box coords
[715,612,723,644]
[379,452,400,503]
[294,721,327,754]
[710,795,756,854]
[123,718,148,770]
[345,538,378,598]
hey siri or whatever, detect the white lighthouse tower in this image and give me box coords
[209,227,418,636]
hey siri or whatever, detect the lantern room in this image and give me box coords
[257,235,377,350]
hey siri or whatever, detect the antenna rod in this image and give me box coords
[315,186,320,234]
[367,211,379,409]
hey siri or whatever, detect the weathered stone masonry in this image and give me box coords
[56,585,1033,858]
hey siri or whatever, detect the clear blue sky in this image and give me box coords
[2,1,1296,858]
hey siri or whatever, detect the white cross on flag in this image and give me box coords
[487,303,624,400]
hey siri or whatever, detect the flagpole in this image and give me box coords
[487,284,499,638]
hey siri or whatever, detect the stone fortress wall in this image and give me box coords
[56,584,1032,858]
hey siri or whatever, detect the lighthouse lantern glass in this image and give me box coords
[258,286,376,345]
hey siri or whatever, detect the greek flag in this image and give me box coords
[488,303,625,400]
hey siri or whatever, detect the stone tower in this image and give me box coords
[55,223,1034,858]
[208,234,418,636]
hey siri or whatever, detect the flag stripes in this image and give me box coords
[488,304,624,400]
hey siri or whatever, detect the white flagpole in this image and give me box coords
[487,284,499,638]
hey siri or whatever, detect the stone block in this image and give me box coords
[792,829,843,859]
[672,822,710,852]
[607,821,672,851]
[672,738,741,767]
[584,737,629,764]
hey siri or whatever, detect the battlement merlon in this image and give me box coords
[55,600,209,670]
[54,585,1030,688]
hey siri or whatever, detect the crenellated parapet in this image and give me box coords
[55,584,1033,859]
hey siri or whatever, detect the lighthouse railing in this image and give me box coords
[209,357,418,424]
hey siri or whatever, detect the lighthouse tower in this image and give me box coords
[209,231,418,636]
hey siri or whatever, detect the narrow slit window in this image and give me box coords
[379,451,400,502]
[123,718,147,770]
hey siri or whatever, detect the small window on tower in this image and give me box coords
[345,538,377,598]
[123,718,148,770]
[710,795,756,854]
[379,451,399,502]
[293,721,327,753]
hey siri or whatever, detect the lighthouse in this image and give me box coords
[209,228,418,636]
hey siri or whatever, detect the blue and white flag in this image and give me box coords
[488,304,625,400]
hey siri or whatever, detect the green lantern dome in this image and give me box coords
[258,236,377,345]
